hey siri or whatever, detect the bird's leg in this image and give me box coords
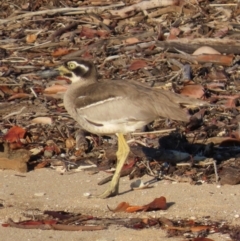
[98,133,130,198]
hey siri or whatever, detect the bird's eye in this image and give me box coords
[67,62,76,69]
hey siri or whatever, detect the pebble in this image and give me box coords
[83,192,91,197]
[34,192,46,197]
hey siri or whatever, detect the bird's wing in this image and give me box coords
[73,81,155,124]
[73,80,193,124]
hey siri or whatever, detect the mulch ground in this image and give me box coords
[1,1,240,240]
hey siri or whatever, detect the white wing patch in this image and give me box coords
[77,96,85,99]
[78,96,123,110]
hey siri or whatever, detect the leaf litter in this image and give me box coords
[1,0,240,240]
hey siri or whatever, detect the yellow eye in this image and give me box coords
[67,62,76,69]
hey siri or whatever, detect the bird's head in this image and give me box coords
[57,59,98,83]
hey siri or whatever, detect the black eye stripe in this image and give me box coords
[64,73,72,78]
[73,66,88,76]
[63,59,96,79]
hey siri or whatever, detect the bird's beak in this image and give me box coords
[57,65,71,76]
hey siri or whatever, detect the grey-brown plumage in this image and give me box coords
[58,58,207,198]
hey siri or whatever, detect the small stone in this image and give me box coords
[83,192,91,197]
[34,192,46,197]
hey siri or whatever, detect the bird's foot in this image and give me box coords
[97,186,119,199]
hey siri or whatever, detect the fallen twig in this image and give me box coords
[156,38,240,54]
[165,52,233,66]
[106,0,180,19]
[0,3,125,24]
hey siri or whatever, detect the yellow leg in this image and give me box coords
[98,133,130,198]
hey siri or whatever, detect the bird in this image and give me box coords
[57,58,207,198]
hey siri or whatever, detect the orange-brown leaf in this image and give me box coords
[97,30,109,38]
[110,196,167,213]
[44,85,68,94]
[195,54,233,66]
[3,126,26,143]
[0,86,15,95]
[143,196,167,211]
[122,37,140,45]
[180,84,205,99]
[80,26,109,39]
[8,93,31,101]
[125,206,144,213]
[129,59,147,71]
[65,136,76,149]
[190,225,211,232]
[122,158,136,171]
[110,202,130,212]
[52,48,71,57]
[26,34,37,43]
[31,117,52,125]
[80,26,96,38]
[34,160,49,170]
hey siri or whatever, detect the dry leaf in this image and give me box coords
[126,206,146,213]
[122,37,140,45]
[168,27,180,40]
[0,86,15,95]
[190,225,210,232]
[44,85,68,94]
[143,196,167,211]
[34,160,49,170]
[3,126,26,143]
[180,85,205,99]
[8,93,31,101]
[195,54,233,66]
[80,26,109,39]
[109,196,167,213]
[26,34,37,43]
[110,202,130,212]
[225,98,237,108]
[129,59,147,71]
[31,117,52,125]
[65,136,76,149]
[45,141,61,155]
[52,48,71,57]
[193,46,220,55]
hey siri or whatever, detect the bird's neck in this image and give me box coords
[63,80,92,120]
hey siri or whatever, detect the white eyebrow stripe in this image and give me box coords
[78,96,123,110]
[79,64,89,72]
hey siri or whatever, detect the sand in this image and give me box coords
[0,168,239,241]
